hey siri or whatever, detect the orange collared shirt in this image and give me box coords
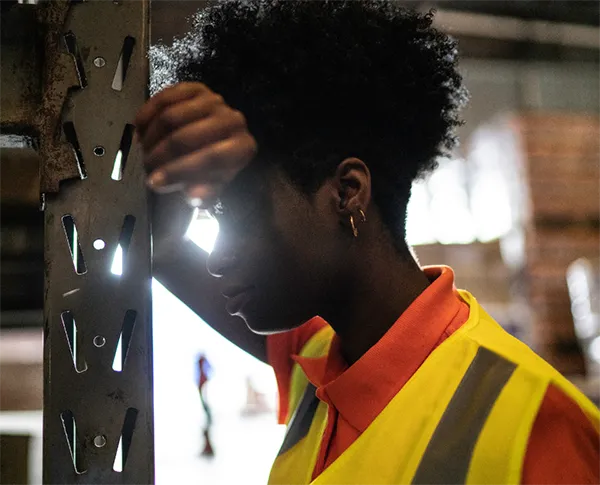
[267,266,600,484]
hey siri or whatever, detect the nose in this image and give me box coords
[206,246,237,278]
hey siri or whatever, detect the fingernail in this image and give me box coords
[147,170,166,188]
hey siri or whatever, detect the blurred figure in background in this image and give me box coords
[197,353,214,457]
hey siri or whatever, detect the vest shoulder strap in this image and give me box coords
[286,326,335,424]
[459,290,599,429]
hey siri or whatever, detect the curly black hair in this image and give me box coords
[151,0,468,247]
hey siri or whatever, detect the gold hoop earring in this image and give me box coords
[350,215,358,238]
[359,209,367,222]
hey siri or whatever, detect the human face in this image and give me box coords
[206,162,348,334]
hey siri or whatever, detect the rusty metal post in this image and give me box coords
[35,1,154,483]
[2,0,154,481]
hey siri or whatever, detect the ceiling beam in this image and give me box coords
[434,9,600,49]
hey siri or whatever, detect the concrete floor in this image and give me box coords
[156,412,285,485]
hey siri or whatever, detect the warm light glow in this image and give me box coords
[470,170,512,242]
[406,182,436,246]
[407,156,514,246]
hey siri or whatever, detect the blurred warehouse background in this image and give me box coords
[1,1,599,483]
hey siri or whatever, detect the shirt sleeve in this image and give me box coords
[522,383,599,484]
[266,317,328,424]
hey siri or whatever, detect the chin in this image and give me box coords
[240,308,306,335]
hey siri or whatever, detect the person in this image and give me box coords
[137,1,600,483]
[196,353,214,456]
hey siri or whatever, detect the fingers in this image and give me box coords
[137,82,258,205]
[143,109,247,173]
[140,93,225,154]
[147,133,257,193]
[134,82,207,135]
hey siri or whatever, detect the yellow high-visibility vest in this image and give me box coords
[269,291,599,485]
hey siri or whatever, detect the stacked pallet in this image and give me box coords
[414,241,533,343]
[415,241,511,305]
[517,113,599,222]
[512,113,599,375]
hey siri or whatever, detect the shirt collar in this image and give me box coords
[292,265,467,433]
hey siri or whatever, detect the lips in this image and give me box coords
[222,286,254,315]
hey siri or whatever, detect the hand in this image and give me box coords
[134,82,257,206]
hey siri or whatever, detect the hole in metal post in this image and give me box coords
[61,311,88,373]
[60,410,87,474]
[93,239,105,250]
[93,335,106,348]
[111,215,135,276]
[111,36,135,91]
[93,435,107,448]
[111,125,135,181]
[93,146,105,157]
[112,310,137,372]
[61,215,87,275]
[64,31,88,88]
[63,122,87,179]
[113,408,138,472]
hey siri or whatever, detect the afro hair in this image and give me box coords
[151,0,468,246]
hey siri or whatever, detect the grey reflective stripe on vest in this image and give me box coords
[412,346,517,484]
[278,383,319,456]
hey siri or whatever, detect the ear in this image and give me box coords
[332,157,372,217]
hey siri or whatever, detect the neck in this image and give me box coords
[323,244,430,366]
